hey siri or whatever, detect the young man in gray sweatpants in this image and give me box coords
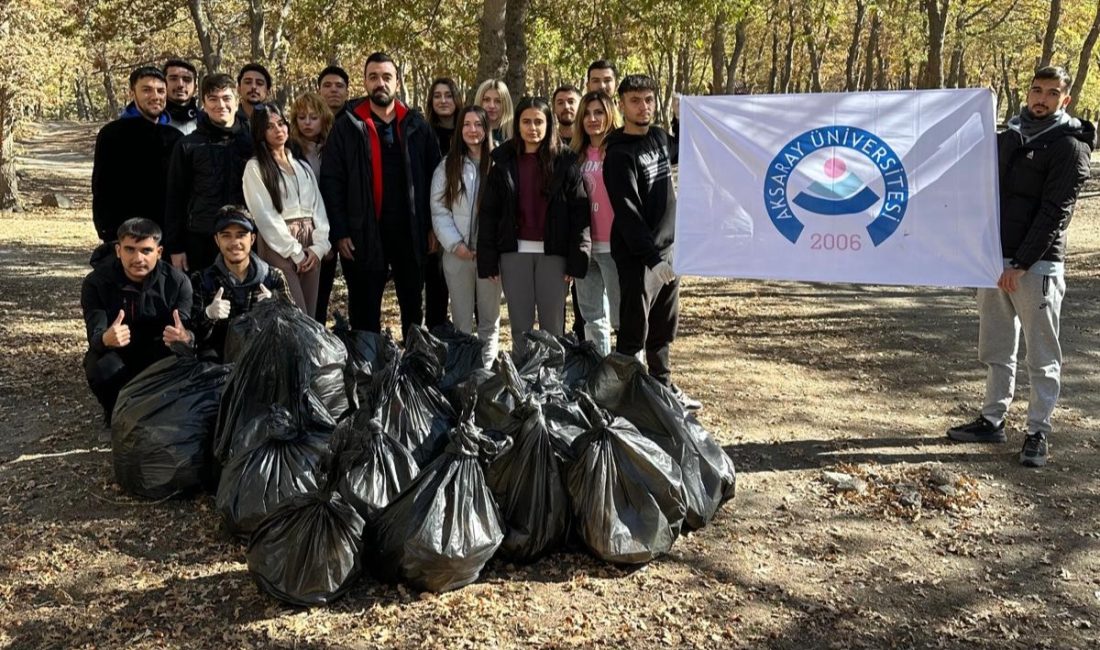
[947,65,1093,467]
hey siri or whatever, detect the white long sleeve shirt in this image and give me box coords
[243,157,331,263]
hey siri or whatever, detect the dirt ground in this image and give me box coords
[0,121,1098,649]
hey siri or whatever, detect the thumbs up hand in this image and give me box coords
[162,309,193,346]
[256,284,273,302]
[204,286,232,320]
[103,309,130,348]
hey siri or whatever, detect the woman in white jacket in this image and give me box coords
[430,106,501,366]
[243,104,331,317]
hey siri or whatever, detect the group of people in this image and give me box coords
[83,54,698,424]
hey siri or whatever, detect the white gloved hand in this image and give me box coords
[256,284,273,302]
[204,287,231,320]
[650,260,677,285]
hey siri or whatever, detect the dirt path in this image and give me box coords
[1,121,1097,649]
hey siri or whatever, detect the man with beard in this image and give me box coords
[320,52,441,337]
[947,66,1093,467]
[81,218,194,425]
[552,84,581,146]
[163,58,199,134]
[318,65,350,119]
[165,74,253,273]
[190,207,290,361]
[91,66,182,256]
[236,62,272,126]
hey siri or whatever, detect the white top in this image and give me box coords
[243,157,331,264]
[430,155,482,252]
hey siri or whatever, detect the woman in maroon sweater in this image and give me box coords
[477,97,590,358]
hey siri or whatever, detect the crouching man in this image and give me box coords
[81,218,194,424]
[190,206,290,361]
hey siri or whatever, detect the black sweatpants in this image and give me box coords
[341,233,424,339]
[423,251,449,330]
[615,258,679,386]
[314,254,338,326]
[84,349,139,422]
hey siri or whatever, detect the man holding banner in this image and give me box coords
[947,66,1093,467]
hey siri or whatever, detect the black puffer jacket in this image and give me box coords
[189,254,291,360]
[319,98,441,271]
[998,117,1094,267]
[81,258,193,368]
[91,110,182,241]
[476,144,590,279]
[164,113,253,253]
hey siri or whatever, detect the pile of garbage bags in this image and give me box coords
[108,299,736,606]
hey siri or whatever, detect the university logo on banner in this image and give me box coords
[674,89,1003,287]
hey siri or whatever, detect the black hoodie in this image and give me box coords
[602,126,677,268]
[164,113,254,254]
[998,115,1094,267]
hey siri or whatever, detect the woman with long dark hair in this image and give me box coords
[477,96,589,358]
[430,106,501,366]
[571,90,622,355]
[243,104,330,316]
[425,77,462,156]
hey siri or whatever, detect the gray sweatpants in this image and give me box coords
[977,272,1065,435]
[440,251,502,367]
[499,252,568,358]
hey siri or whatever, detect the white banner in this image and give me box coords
[674,89,1003,287]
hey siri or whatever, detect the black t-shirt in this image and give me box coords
[373,115,410,241]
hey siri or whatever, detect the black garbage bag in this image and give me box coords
[430,323,487,393]
[558,335,603,392]
[370,329,456,465]
[111,356,231,499]
[464,353,526,432]
[247,490,365,606]
[222,299,350,420]
[330,410,420,523]
[517,330,566,396]
[373,416,511,593]
[485,397,572,562]
[215,314,338,463]
[332,312,397,411]
[586,354,736,529]
[567,394,686,564]
[216,404,332,538]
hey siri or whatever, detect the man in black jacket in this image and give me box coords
[190,206,290,361]
[948,66,1093,467]
[164,73,253,274]
[603,74,699,411]
[91,66,182,249]
[81,218,194,424]
[163,58,199,135]
[320,52,442,337]
[318,65,350,119]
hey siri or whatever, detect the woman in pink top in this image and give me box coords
[571,91,622,355]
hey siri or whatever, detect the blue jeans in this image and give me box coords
[575,251,620,356]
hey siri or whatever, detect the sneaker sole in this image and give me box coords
[946,430,1007,443]
[1020,455,1047,467]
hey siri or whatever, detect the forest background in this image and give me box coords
[3,0,1100,210]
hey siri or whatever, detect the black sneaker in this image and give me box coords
[1020,432,1048,467]
[946,415,1006,443]
[670,384,702,412]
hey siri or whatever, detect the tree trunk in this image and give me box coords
[503,0,530,96]
[99,50,119,117]
[1039,0,1061,67]
[269,0,294,108]
[249,0,266,61]
[188,0,221,73]
[710,9,726,94]
[725,18,747,93]
[845,0,867,91]
[767,23,779,94]
[1069,0,1100,112]
[0,83,21,211]
[862,8,881,91]
[476,0,508,88]
[921,0,951,88]
[802,13,828,93]
[780,5,795,92]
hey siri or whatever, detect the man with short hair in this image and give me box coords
[603,74,698,411]
[318,65,350,118]
[163,58,200,134]
[91,66,182,250]
[586,60,618,97]
[947,66,1093,467]
[320,52,442,337]
[190,206,290,361]
[81,218,194,424]
[552,84,582,146]
[236,63,272,125]
[165,74,253,273]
